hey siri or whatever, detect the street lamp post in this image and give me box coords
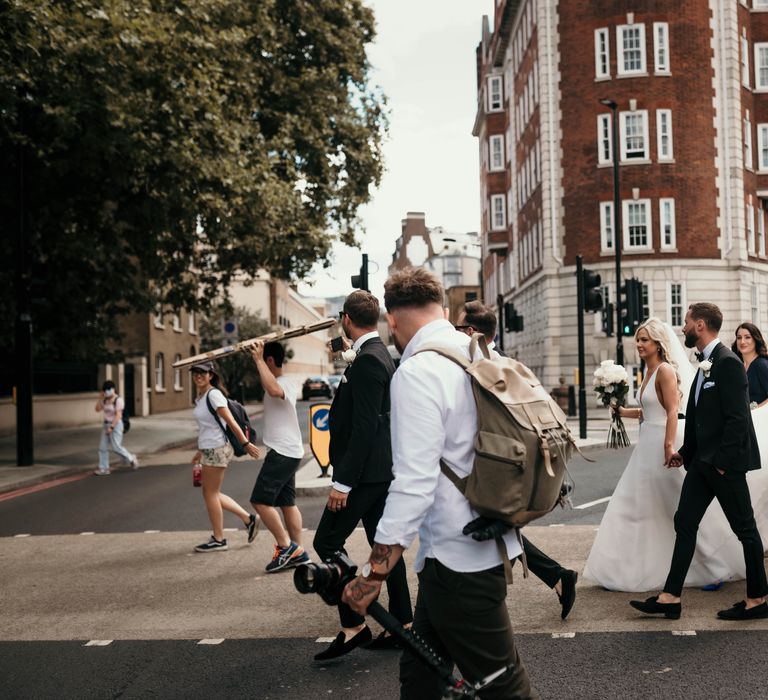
[600,98,623,366]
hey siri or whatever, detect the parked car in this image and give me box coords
[302,376,332,401]
[327,375,342,396]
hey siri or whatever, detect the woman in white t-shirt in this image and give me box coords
[94,380,138,475]
[190,361,261,552]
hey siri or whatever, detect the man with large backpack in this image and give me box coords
[457,300,578,620]
[342,268,537,700]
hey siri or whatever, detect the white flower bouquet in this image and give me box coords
[593,360,631,449]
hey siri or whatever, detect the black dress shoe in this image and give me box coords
[363,630,404,651]
[717,601,768,620]
[558,570,578,620]
[314,627,372,661]
[629,595,681,619]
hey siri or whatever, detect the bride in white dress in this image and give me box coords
[584,318,747,592]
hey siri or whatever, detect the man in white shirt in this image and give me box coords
[342,268,537,699]
[249,341,310,573]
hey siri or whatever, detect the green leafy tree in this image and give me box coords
[0,0,386,360]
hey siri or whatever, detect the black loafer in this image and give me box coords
[717,601,768,620]
[363,630,404,651]
[629,595,681,619]
[558,570,578,620]
[314,627,372,661]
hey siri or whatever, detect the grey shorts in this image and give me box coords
[201,443,234,467]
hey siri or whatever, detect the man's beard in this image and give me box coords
[684,330,698,348]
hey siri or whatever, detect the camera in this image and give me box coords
[293,551,357,606]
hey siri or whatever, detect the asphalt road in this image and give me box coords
[5,437,768,699]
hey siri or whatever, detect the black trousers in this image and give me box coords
[522,535,565,588]
[664,458,768,598]
[313,481,413,629]
[400,559,537,700]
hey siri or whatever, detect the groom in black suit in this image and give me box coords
[631,302,767,620]
[313,290,413,661]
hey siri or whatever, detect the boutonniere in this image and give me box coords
[698,359,713,378]
[341,349,357,364]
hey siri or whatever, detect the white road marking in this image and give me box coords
[316,637,337,643]
[549,523,564,527]
[85,640,113,646]
[80,532,95,536]
[14,533,31,538]
[143,530,160,534]
[575,496,611,510]
[672,630,696,636]
[223,528,238,532]
[198,639,225,645]
[551,632,575,638]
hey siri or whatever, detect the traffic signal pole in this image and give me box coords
[575,255,587,440]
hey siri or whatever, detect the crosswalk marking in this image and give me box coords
[143,530,160,534]
[672,630,696,636]
[14,533,31,538]
[198,639,225,645]
[84,640,113,646]
[80,532,95,536]
[316,637,337,643]
[575,496,611,510]
[551,632,575,638]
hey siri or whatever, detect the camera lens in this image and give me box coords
[294,562,331,594]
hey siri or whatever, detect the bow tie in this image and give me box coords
[695,352,705,362]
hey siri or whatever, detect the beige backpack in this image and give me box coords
[415,334,576,580]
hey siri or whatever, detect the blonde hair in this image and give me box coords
[635,317,682,402]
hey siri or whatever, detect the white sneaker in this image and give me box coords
[93,469,111,476]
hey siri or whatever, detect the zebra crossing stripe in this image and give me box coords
[672,630,696,636]
[85,640,113,646]
[551,632,575,639]
[198,639,225,645]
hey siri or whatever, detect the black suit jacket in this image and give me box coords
[680,342,761,473]
[329,336,395,487]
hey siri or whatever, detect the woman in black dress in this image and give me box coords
[732,322,768,408]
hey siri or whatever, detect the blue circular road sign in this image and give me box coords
[312,408,330,431]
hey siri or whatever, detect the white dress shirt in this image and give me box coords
[375,318,523,573]
[694,338,720,405]
[332,330,382,493]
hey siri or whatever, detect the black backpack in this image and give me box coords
[121,399,131,433]
[206,390,255,456]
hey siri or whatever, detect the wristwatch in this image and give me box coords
[361,561,388,582]
[241,440,250,448]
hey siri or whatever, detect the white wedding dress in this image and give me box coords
[584,364,751,592]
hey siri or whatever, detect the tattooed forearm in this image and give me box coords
[348,579,378,602]
[370,543,393,569]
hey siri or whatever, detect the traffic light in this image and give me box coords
[621,278,644,335]
[582,269,603,312]
[350,253,369,291]
[601,302,614,336]
[504,302,524,332]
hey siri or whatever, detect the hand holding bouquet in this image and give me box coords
[593,360,631,448]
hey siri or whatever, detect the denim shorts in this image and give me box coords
[201,443,234,468]
[250,449,302,507]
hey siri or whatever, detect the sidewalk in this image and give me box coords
[0,407,636,498]
[0,404,263,496]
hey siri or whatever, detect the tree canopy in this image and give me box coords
[0,0,386,360]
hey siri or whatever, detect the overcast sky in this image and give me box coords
[297,0,495,302]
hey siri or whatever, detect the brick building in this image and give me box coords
[475,0,768,390]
